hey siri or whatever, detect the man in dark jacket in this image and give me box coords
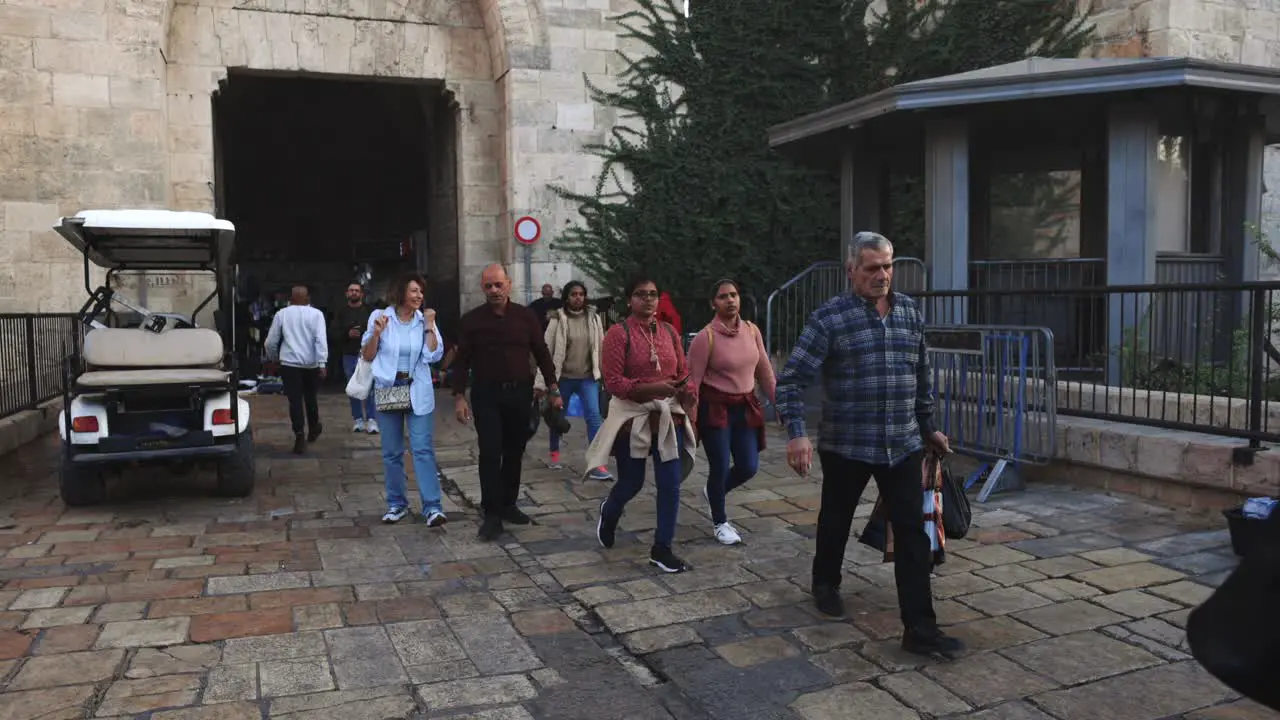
[528,283,562,329]
[332,282,378,433]
[452,265,561,542]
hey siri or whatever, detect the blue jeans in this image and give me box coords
[698,402,760,525]
[342,355,376,420]
[549,377,603,452]
[378,402,443,515]
[601,428,686,548]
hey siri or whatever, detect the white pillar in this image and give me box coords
[925,118,969,323]
[1105,104,1159,385]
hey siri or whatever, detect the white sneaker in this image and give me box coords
[352,419,365,433]
[714,522,743,546]
[366,419,380,434]
[424,510,448,527]
[382,506,408,524]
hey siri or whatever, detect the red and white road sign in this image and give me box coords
[514,216,541,245]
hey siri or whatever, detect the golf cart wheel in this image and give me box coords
[216,431,256,497]
[59,459,105,507]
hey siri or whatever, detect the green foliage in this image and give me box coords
[553,0,1095,301]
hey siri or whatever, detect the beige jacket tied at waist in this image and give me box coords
[583,395,697,482]
[534,307,603,391]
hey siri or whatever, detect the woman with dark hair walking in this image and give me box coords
[539,280,612,480]
[588,277,697,573]
[686,279,776,545]
[361,272,448,526]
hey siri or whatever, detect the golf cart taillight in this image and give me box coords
[71,416,98,433]
[212,409,235,425]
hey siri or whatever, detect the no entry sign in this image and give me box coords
[514,216,541,245]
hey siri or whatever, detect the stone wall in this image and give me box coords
[4,0,1279,320]
[0,0,641,318]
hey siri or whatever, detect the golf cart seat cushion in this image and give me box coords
[76,368,230,388]
[83,327,224,369]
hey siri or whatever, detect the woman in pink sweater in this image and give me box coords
[686,279,777,546]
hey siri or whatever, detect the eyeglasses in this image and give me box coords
[632,290,659,299]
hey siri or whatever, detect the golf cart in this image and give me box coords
[53,210,254,506]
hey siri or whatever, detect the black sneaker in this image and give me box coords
[596,500,617,549]
[307,423,323,442]
[902,625,965,660]
[812,585,845,617]
[478,515,504,542]
[502,507,533,525]
[649,544,688,573]
[292,433,306,455]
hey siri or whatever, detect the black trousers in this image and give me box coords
[814,450,936,631]
[471,381,533,517]
[280,366,320,435]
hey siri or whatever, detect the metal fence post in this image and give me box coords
[24,316,37,411]
[1247,287,1266,451]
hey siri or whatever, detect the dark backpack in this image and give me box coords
[939,459,971,539]
[1186,509,1280,711]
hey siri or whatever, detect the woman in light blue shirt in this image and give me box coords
[361,272,447,525]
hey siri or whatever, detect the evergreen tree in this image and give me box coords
[552,0,1094,307]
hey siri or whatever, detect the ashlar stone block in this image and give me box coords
[792,682,918,720]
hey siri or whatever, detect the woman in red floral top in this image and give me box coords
[591,277,696,573]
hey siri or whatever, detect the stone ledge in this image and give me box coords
[1035,414,1278,512]
[0,398,64,457]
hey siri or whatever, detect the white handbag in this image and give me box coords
[345,357,374,400]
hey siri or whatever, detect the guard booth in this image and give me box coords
[767,57,1280,498]
[769,57,1280,380]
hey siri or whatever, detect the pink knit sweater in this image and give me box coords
[686,318,776,407]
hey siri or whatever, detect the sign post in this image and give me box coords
[514,216,541,304]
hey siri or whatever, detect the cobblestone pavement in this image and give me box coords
[0,389,1275,719]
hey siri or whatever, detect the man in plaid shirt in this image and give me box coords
[776,231,963,660]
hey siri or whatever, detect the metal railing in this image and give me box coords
[765,257,928,361]
[927,325,1057,502]
[764,261,843,360]
[970,258,1105,290]
[971,255,1228,289]
[1156,253,1226,285]
[915,282,1280,444]
[0,314,85,421]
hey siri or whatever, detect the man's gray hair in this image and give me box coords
[847,231,894,268]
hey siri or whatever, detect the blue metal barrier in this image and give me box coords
[926,325,1057,502]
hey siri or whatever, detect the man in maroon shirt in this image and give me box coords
[453,264,563,541]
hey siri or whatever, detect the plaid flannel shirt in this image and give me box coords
[776,292,937,466]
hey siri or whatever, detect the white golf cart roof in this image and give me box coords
[54,209,236,270]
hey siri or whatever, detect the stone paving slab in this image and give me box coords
[0,390,1272,719]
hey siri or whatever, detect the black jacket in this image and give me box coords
[333,303,373,357]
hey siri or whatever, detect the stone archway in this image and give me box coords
[159,0,548,313]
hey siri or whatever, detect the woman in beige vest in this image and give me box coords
[537,281,612,480]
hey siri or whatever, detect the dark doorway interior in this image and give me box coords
[212,70,460,381]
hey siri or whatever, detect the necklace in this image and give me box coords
[636,319,661,372]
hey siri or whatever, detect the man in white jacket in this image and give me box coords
[266,285,329,454]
